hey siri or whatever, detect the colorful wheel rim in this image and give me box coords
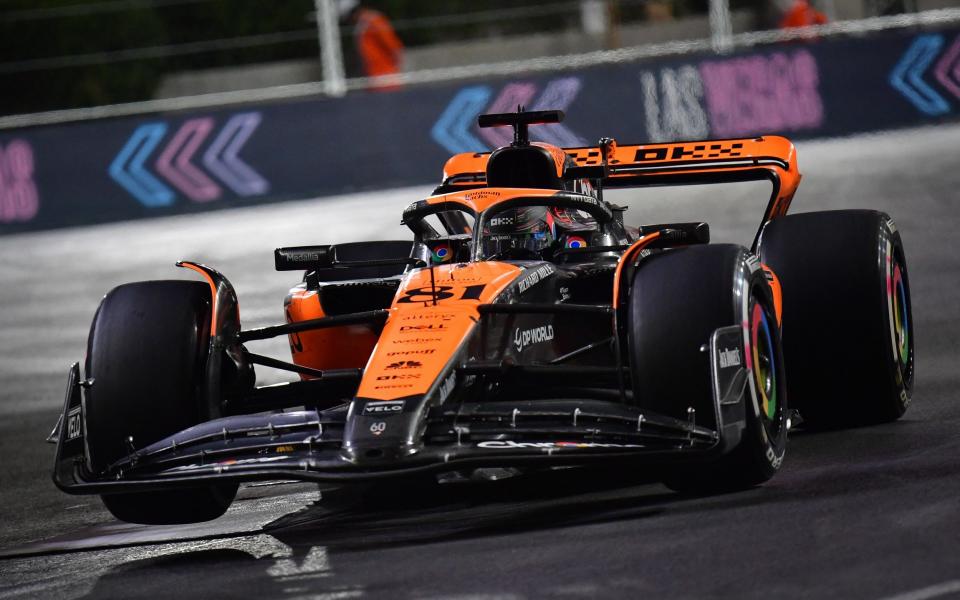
[892,262,910,366]
[431,243,452,264]
[565,236,587,249]
[750,302,778,422]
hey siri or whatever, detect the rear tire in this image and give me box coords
[758,210,914,427]
[627,244,788,493]
[85,281,237,524]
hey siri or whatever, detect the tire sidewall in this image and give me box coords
[879,217,914,417]
[740,263,788,476]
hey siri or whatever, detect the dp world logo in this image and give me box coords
[108,111,269,207]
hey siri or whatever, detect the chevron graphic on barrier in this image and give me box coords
[109,112,268,205]
[529,77,587,147]
[108,123,175,207]
[202,112,269,197]
[934,34,960,100]
[890,35,950,116]
[432,79,585,154]
[155,117,220,202]
[478,82,539,148]
[430,86,492,154]
[0,140,39,224]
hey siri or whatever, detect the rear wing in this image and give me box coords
[440,136,801,248]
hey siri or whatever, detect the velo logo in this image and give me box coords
[108,111,269,207]
[431,77,587,154]
[0,140,39,224]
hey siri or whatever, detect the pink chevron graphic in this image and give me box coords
[529,77,587,147]
[934,34,960,100]
[203,112,268,197]
[478,83,538,147]
[0,140,39,223]
[155,118,221,202]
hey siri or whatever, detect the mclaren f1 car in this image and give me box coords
[51,110,914,524]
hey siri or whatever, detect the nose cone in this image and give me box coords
[340,400,422,465]
[341,441,419,464]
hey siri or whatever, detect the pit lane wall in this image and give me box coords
[2,26,959,234]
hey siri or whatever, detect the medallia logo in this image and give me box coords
[514,324,554,352]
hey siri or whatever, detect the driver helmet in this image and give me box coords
[482,206,556,259]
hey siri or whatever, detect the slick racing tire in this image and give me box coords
[758,210,914,427]
[627,244,788,493]
[85,281,238,524]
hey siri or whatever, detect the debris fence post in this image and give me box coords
[315,0,347,97]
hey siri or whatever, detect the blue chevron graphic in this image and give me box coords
[889,35,950,117]
[431,86,492,154]
[109,123,175,207]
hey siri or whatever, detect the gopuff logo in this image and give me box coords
[514,324,554,352]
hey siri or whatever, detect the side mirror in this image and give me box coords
[274,246,333,271]
[639,222,710,248]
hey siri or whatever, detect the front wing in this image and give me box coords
[53,326,750,494]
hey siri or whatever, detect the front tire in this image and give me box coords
[627,244,788,493]
[85,281,237,524]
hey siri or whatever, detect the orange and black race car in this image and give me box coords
[51,110,914,524]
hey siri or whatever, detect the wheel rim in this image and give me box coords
[892,262,910,368]
[750,301,779,424]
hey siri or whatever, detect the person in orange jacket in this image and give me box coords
[337,0,405,90]
[779,0,828,28]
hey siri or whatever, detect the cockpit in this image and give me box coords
[401,190,626,265]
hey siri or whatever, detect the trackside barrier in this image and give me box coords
[2,26,959,233]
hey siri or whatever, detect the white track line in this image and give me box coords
[880,580,960,600]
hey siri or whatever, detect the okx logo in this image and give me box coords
[108,111,269,207]
[431,77,586,154]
